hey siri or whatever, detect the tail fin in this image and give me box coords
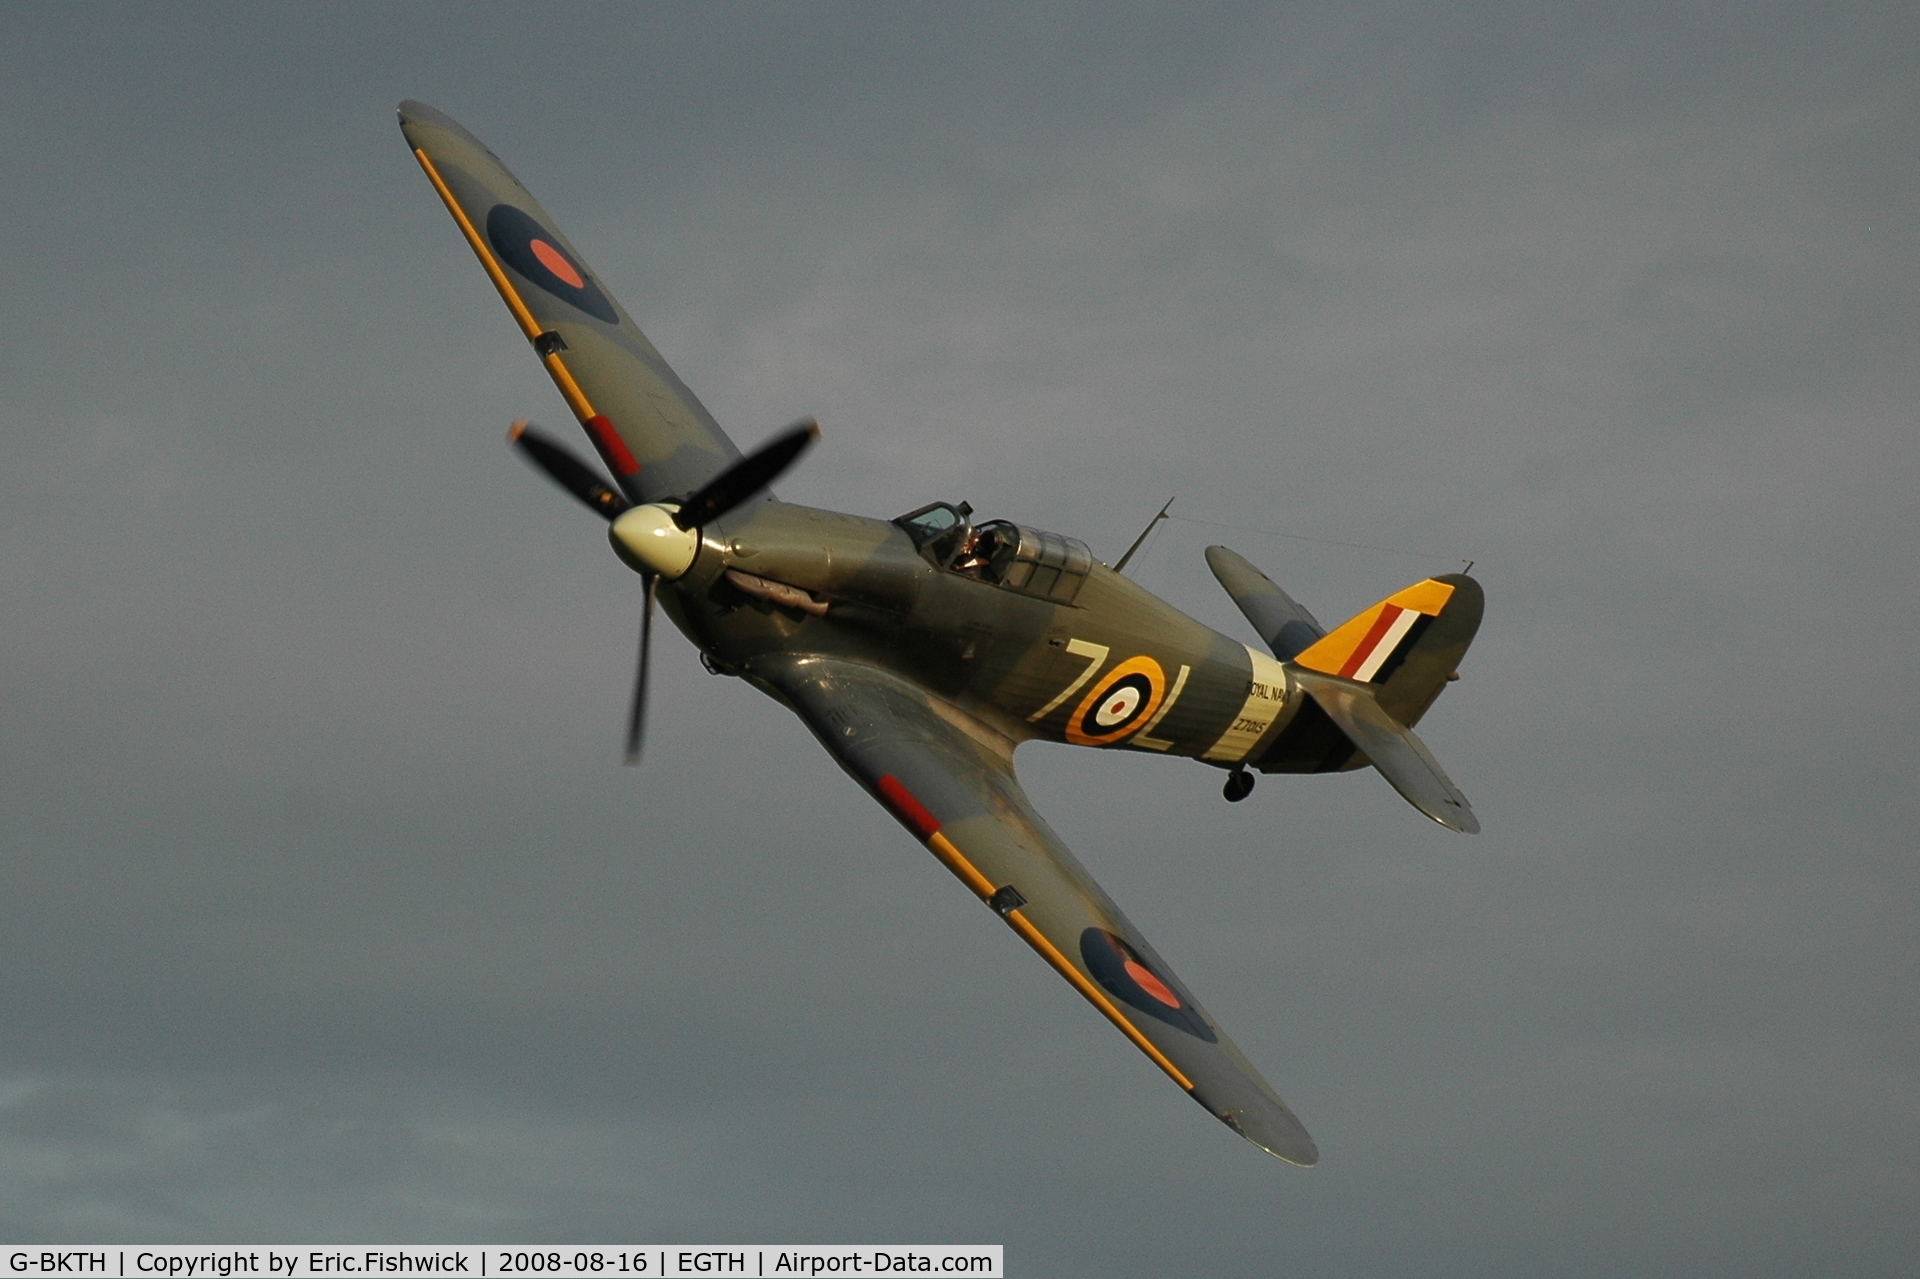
[1271,573,1484,833]
[1292,573,1483,728]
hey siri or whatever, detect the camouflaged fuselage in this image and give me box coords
[664,499,1316,770]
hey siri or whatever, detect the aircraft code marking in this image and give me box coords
[1028,639,1109,721]
[1201,647,1291,763]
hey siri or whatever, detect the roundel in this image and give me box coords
[1067,655,1166,746]
[485,204,619,324]
[1079,928,1217,1041]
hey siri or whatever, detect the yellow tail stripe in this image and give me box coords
[925,831,1195,1092]
[1390,579,1457,615]
[1295,577,1457,676]
[413,148,600,426]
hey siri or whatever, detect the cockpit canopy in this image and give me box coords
[894,502,1093,605]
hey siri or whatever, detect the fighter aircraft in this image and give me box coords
[399,101,1484,1166]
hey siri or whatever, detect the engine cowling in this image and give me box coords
[722,503,927,614]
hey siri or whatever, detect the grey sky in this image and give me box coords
[2,3,1916,1273]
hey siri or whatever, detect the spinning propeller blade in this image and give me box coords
[672,419,819,530]
[509,421,630,521]
[624,573,657,765]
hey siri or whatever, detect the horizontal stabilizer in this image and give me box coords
[1290,668,1479,834]
[1205,546,1326,660]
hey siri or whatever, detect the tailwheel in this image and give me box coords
[1223,766,1255,803]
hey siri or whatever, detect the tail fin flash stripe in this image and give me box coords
[1336,603,1410,679]
[1342,605,1429,682]
[1365,613,1432,686]
[1297,579,1456,683]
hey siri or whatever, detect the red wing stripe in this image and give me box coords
[585,414,640,476]
[876,775,943,842]
[1337,604,1404,679]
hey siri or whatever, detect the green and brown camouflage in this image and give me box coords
[401,100,1485,1166]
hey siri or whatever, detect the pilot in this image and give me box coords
[951,526,989,576]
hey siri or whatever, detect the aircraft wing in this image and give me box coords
[755,654,1319,1165]
[398,101,742,504]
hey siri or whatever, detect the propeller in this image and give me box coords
[671,419,819,529]
[508,417,820,765]
[507,420,630,520]
[624,572,657,764]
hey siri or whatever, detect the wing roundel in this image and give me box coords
[1080,928,1218,1042]
[483,203,619,323]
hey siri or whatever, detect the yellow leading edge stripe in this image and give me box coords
[925,831,1195,1092]
[413,148,601,428]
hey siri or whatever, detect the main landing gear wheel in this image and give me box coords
[1223,767,1255,803]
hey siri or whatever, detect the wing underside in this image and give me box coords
[752,654,1318,1165]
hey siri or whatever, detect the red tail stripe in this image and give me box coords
[1338,604,1404,679]
[585,414,640,476]
[877,775,943,842]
